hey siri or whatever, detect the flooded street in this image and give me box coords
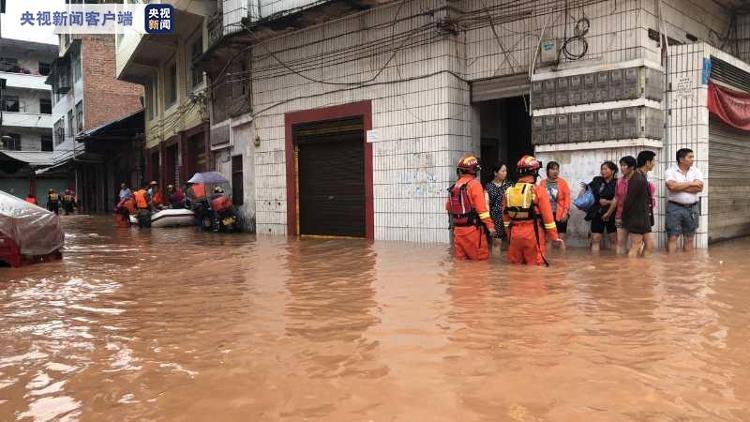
[2,216,750,421]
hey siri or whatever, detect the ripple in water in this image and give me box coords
[1,216,749,420]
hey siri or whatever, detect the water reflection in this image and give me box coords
[1,217,750,420]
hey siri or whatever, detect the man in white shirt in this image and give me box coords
[665,148,704,252]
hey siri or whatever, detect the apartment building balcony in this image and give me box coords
[116,0,215,84]
[1,112,53,130]
[0,71,50,92]
[200,0,383,76]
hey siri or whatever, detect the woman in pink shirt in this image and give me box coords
[604,156,636,254]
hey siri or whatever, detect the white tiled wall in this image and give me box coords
[250,0,472,242]
[242,0,738,243]
[665,43,708,248]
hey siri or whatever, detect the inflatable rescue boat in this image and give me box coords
[129,208,195,228]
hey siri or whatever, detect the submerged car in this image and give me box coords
[0,190,64,267]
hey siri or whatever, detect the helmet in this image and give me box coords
[213,186,225,194]
[516,155,542,175]
[457,155,481,175]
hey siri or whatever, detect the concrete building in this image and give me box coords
[116,0,216,210]
[197,0,749,247]
[46,34,144,212]
[0,36,66,207]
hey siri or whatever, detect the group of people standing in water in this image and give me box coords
[448,148,701,265]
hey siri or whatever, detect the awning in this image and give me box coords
[0,151,54,174]
[76,109,144,141]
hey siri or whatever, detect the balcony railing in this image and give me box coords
[1,112,54,129]
[0,71,51,91]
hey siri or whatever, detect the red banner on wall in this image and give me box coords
[707,82,750,131]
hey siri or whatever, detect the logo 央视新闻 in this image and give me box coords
[145,4,173,34]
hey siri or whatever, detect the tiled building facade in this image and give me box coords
[202,0,749,246]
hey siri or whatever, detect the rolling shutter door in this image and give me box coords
[295,117,365,237]
[708,118,750,243]
[471,73,530,103]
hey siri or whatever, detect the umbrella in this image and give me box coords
[187,171,228,184]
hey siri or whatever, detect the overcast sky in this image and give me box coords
[1,0,66,45]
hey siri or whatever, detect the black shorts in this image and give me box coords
[555,220,568,234]
[591,214,616,234]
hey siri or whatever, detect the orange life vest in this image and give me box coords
[25,197,38,205]
[152,192,163,205]
[134,190,148,209]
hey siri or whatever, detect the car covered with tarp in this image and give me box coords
[0,190,64,267]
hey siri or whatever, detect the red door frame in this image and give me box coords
[285,101,373,240]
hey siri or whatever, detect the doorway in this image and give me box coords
[477,95,532,184]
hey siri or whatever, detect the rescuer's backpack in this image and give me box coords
[447,181,479,227]
[505,182,536,220]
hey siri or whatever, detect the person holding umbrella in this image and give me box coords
[186,171,229,229]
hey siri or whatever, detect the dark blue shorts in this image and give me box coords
[666,201,699,237]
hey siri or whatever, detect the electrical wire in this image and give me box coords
[478,0,517,74]
[207,0,610,126]
[560,15,590,60]
[238,1,420,87]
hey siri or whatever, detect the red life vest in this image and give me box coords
[447,181,480,227]
[211,196,232,213]
[192,184,206,200]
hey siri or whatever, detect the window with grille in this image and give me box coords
[75,101,83,132]
[72,52,82,81]
[55,118,65,145]
[67,109,74,136]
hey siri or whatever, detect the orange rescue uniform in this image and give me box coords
[446,175,494,260]
[503,176,559,265]
[134,189,149,209]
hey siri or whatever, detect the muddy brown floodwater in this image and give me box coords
[2,216,750,421]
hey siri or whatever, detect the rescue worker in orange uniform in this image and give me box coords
[503,155,564,266]
[133,185,152,228]
[133,186,150,210]
[446,155,495,260]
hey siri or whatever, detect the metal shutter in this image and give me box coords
[471,73,530,103]
[295,117,365,237]
[708,118,750,243]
